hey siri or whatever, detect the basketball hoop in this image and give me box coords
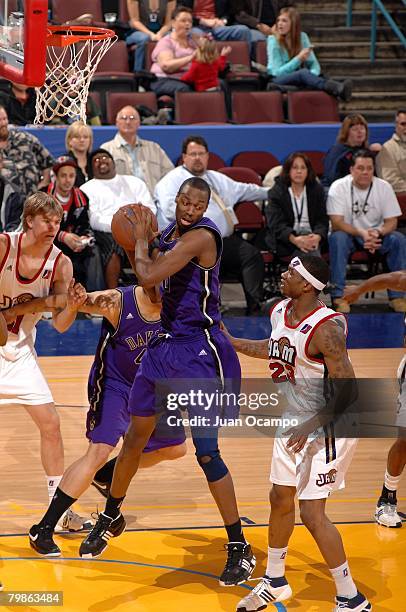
[34,25,117,125]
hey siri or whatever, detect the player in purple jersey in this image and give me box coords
[80,177,256,587]
[4,280,186,556]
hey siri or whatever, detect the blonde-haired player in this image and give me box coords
[0,192,91,532]
[224,254,371,612]
[344,271,406,529]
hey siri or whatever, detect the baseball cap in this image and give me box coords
[53,155,78,174]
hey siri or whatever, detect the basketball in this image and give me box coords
[111,204,158,250]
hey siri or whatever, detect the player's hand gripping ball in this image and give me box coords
[111,204,158,250]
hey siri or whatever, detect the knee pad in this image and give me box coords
[197,450,228,482]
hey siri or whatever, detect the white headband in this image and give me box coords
[290,257,326,291]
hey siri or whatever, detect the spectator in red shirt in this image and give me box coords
[181,36,231,91]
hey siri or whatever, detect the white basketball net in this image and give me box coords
[34,29,117,124]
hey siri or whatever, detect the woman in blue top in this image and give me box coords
[267,7,352,101]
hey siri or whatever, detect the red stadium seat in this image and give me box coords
[52,0,104,24]
[218,166,262,185]
[174,91,228,124]
[106,92,158,124]
[232,91,284,124]
[300,150,326,177]
[231,151,280,179]
[287,91,339,123]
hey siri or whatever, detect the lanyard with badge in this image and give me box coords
[289,188,305,231]
[351,182,373,218]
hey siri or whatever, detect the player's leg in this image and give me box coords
[237,437,297,611]
[28,442,112,557]
[79,414,156,558]
[297,437,370,612]
[375,432,406,528]
[191,429,256,587]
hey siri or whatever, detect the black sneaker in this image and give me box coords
[79,512,126,559]
[219,542,256,587]
[91,479,110,499]
[29,524,61,557]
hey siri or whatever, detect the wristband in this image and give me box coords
[58,231,67,243]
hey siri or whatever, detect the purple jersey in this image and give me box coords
[159,217,222,337]
[88,286,161,402]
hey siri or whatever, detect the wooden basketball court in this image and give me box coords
[1,348,405,610]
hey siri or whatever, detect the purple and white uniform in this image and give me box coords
[87,285,185,450]
[128,217,241,427]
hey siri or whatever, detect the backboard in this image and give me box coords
[0,0,48,86]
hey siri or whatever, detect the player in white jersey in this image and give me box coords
[0,192,92,532]
[225,255,371,612]
[344,271,406,529]
[0,311,7,345]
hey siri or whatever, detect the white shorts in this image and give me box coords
[270,428,358,500]
[396,356,406,429]
[0,349,53,406]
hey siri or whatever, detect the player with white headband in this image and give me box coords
[224,254,371,612]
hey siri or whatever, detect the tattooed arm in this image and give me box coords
[221,323,269,359]
[286,319,356,452]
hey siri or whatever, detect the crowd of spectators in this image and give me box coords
[0,3,404,313]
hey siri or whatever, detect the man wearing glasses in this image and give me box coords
[101,105,174,194]
[327,149,406,313]
[376,109,406,193]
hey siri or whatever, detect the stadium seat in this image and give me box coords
[233,201,265,232]
[174,91,228,124]
[106,91,158,124]
[300,150,326,177]
[287,91,339,123]
[397,192,406,222]
[231,151,281,179]
[118,0,130,22]
[232,91,284,124]
[255,40,267,67]
[218,166,262,185]
[215,41,260,91]
[52,0,104,24]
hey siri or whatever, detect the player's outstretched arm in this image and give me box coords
[1,294,67,325]
[77,289,121,327]
[0,311,8,345]
[221,323,269,359]
[343,270,406,304]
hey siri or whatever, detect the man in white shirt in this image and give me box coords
[376,109,406,193]
[327,149,406,313]
[101,106,174,194]
[81,149,155,288]
[154,135,270,314]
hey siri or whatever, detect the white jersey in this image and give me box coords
[269,298,347,416]
[0,232,61,361]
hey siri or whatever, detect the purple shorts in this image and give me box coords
[128,328,242,420]
[86,378,185,450]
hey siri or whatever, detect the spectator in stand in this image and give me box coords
[182,0,252,49]
[267,7,352,101]
[231,0,276,46]
[149,6,197,97]
[125,0,176,71]
[376,109,406,194]
[323,114,382,189]
[327,149,406,313]
[181,36,231,91]
[265,152,328,259]
[41,156,103,291]
[0,105,54,197]
[154,135,269,314]
[0,81,36,126]
[0,159,24,232]
[81,149,155,288]
[65,122,94,187]
[101,105,174,194]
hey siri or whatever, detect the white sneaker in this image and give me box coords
[375,501,402,528]
[55,509,94,533]
[333,591,372,611]
[236,575,292,611]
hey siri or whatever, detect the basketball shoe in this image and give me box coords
[29,524,61,557]
[236,575,292,610]
[333,591,372,611]
[91,478,110,499]
[375,499,402,528]
[55,509,94,533]
[219,542,256,587]
[79,512,126,558]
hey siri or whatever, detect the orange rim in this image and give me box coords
[46,24,116,47]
